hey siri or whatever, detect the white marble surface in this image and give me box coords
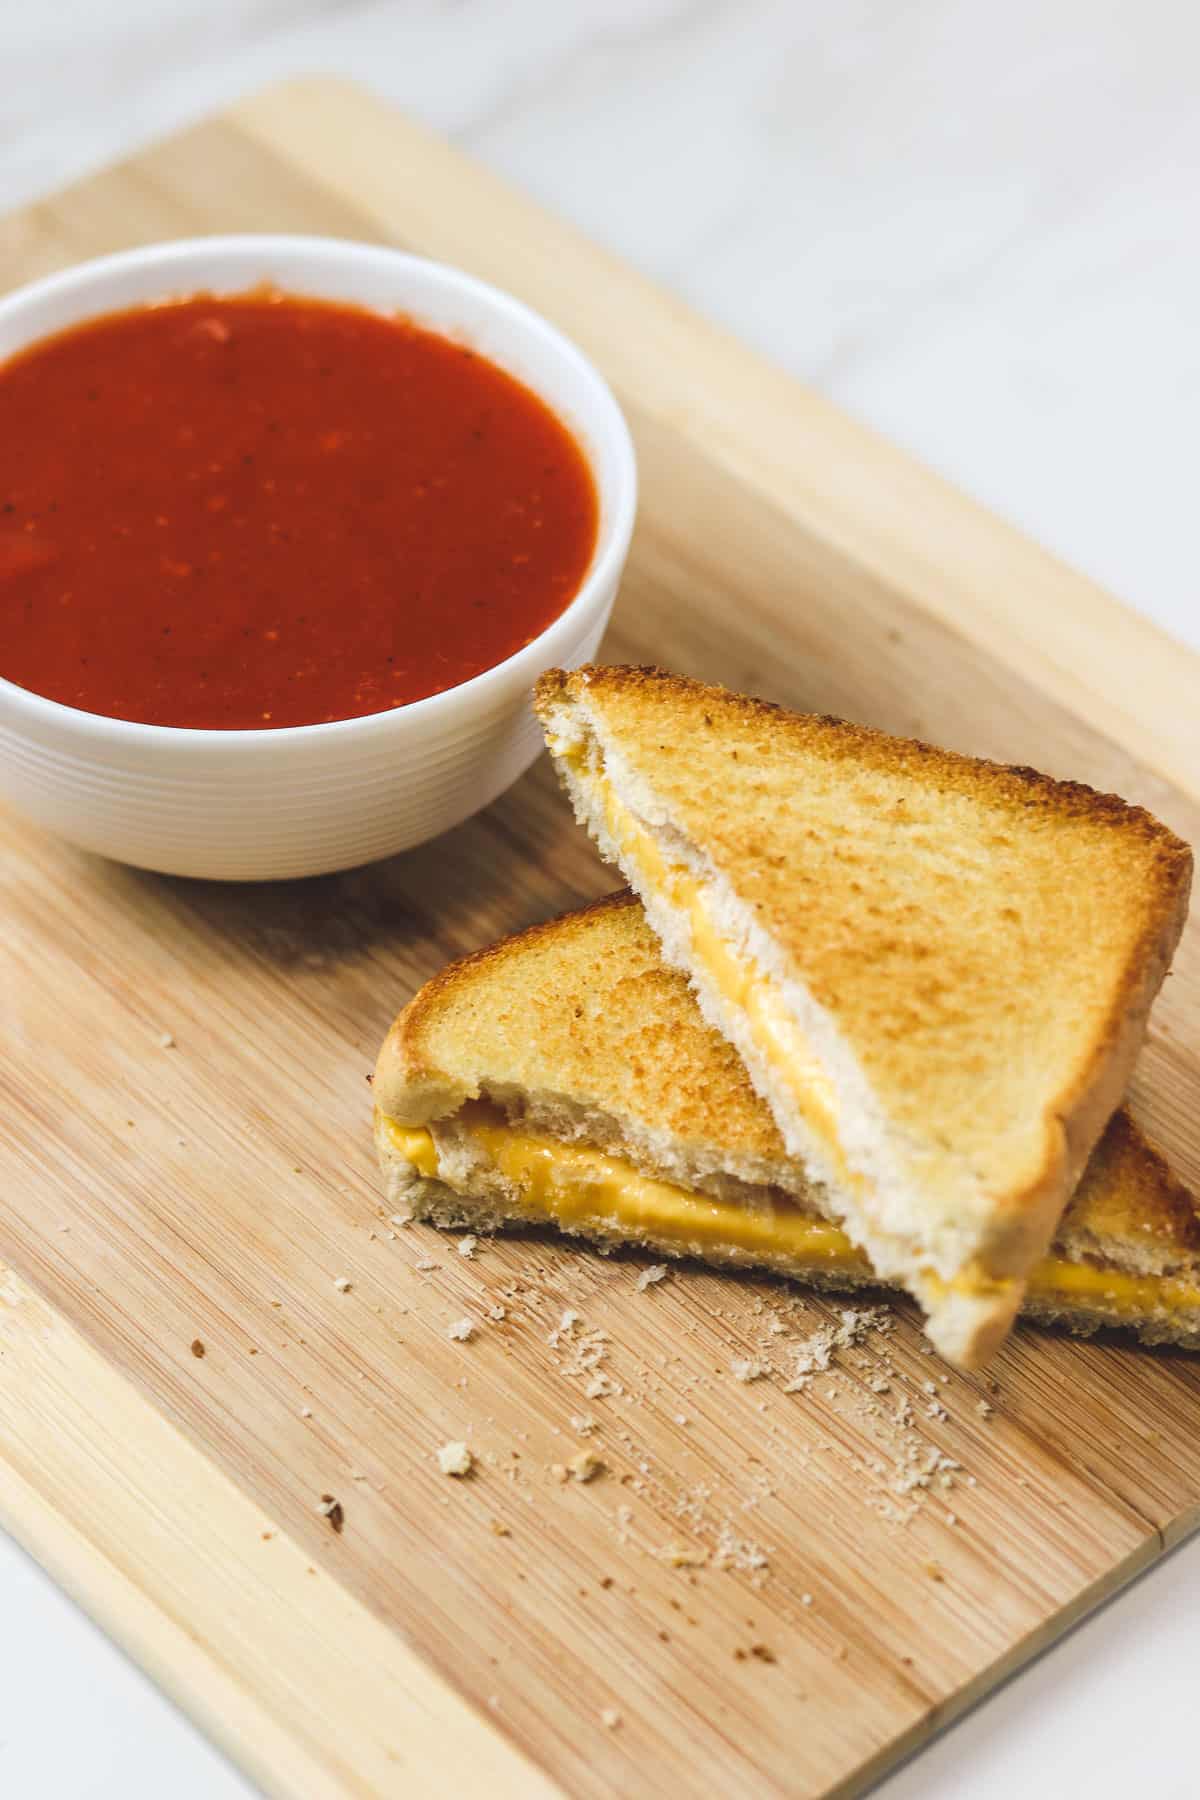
[1,3,1198,1795]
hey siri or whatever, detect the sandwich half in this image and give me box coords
[534,666,1192,1365]
[373,893,1200,1352]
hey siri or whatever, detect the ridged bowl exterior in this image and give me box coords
[0,617,608,880]
[0,238,636,880]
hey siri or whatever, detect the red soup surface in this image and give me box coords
[0,292,599,728]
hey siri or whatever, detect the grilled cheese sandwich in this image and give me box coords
[536,665,1192,1365]
[374,893,1200,1352]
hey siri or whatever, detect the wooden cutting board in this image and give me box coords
[1,79,1197,1800]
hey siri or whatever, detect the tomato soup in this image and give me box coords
[0,292,598,728]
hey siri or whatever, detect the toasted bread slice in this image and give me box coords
[534,667,1192,1365]
[374,893,1200,1352]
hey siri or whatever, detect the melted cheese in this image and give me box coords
[382,1115,1200,1319]
[386,1114,858,1264]
[593,776,853,1180]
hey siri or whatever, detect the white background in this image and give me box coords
[1,3,1197,1795]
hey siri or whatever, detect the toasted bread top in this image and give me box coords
[535,664,1193,1209]
[375,890,784,1160]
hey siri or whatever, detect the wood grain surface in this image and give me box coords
[0,78,1197,1800]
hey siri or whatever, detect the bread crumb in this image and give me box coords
[416,1257,439,1271]
[924,1561,945,1582]
[674,1413,690,1426]
[585,1372,617,1399]
[190,1339,205,1358]
[636,1264,668,1291]
[388,1212,411,1227]
[458,1235,479,1258]
[782,1306,887,1391]
[317,1494,344,1533]
[437,1441,474,1477]
[447,1318,475,1342]
[975,1398,993,1419]
[730,1358,767,1383]
[600,1707,622,1729]
[567,1449,605,1483]
[158,1030,176,1048]
[749,1642,776,1663]
[300,1406,312,1419]
[713,1526,769,1574]
[800,1592,813,1607]
[489,1518,511,1537]
[333,1276,352,1293]
[558,1330,611,1378]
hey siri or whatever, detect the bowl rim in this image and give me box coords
[0,233,637,751]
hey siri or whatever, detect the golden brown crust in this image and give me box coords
[374,892,634,1117]
[1059,1108,1200,1271]
[536,663,1185,846]
[373,889,789,1163]
[535,662,1193,1299]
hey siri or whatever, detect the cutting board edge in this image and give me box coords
[847,1523,1174,1799]
[0,1265,562,1800]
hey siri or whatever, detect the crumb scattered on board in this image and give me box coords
[566,1448,605,1483]
[730,1357,767,1383]
[317,1494,344,1533]
[636,1264,668,1291]
[437,1441,474,1477]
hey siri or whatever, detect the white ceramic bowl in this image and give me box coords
[0,236,636,879]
